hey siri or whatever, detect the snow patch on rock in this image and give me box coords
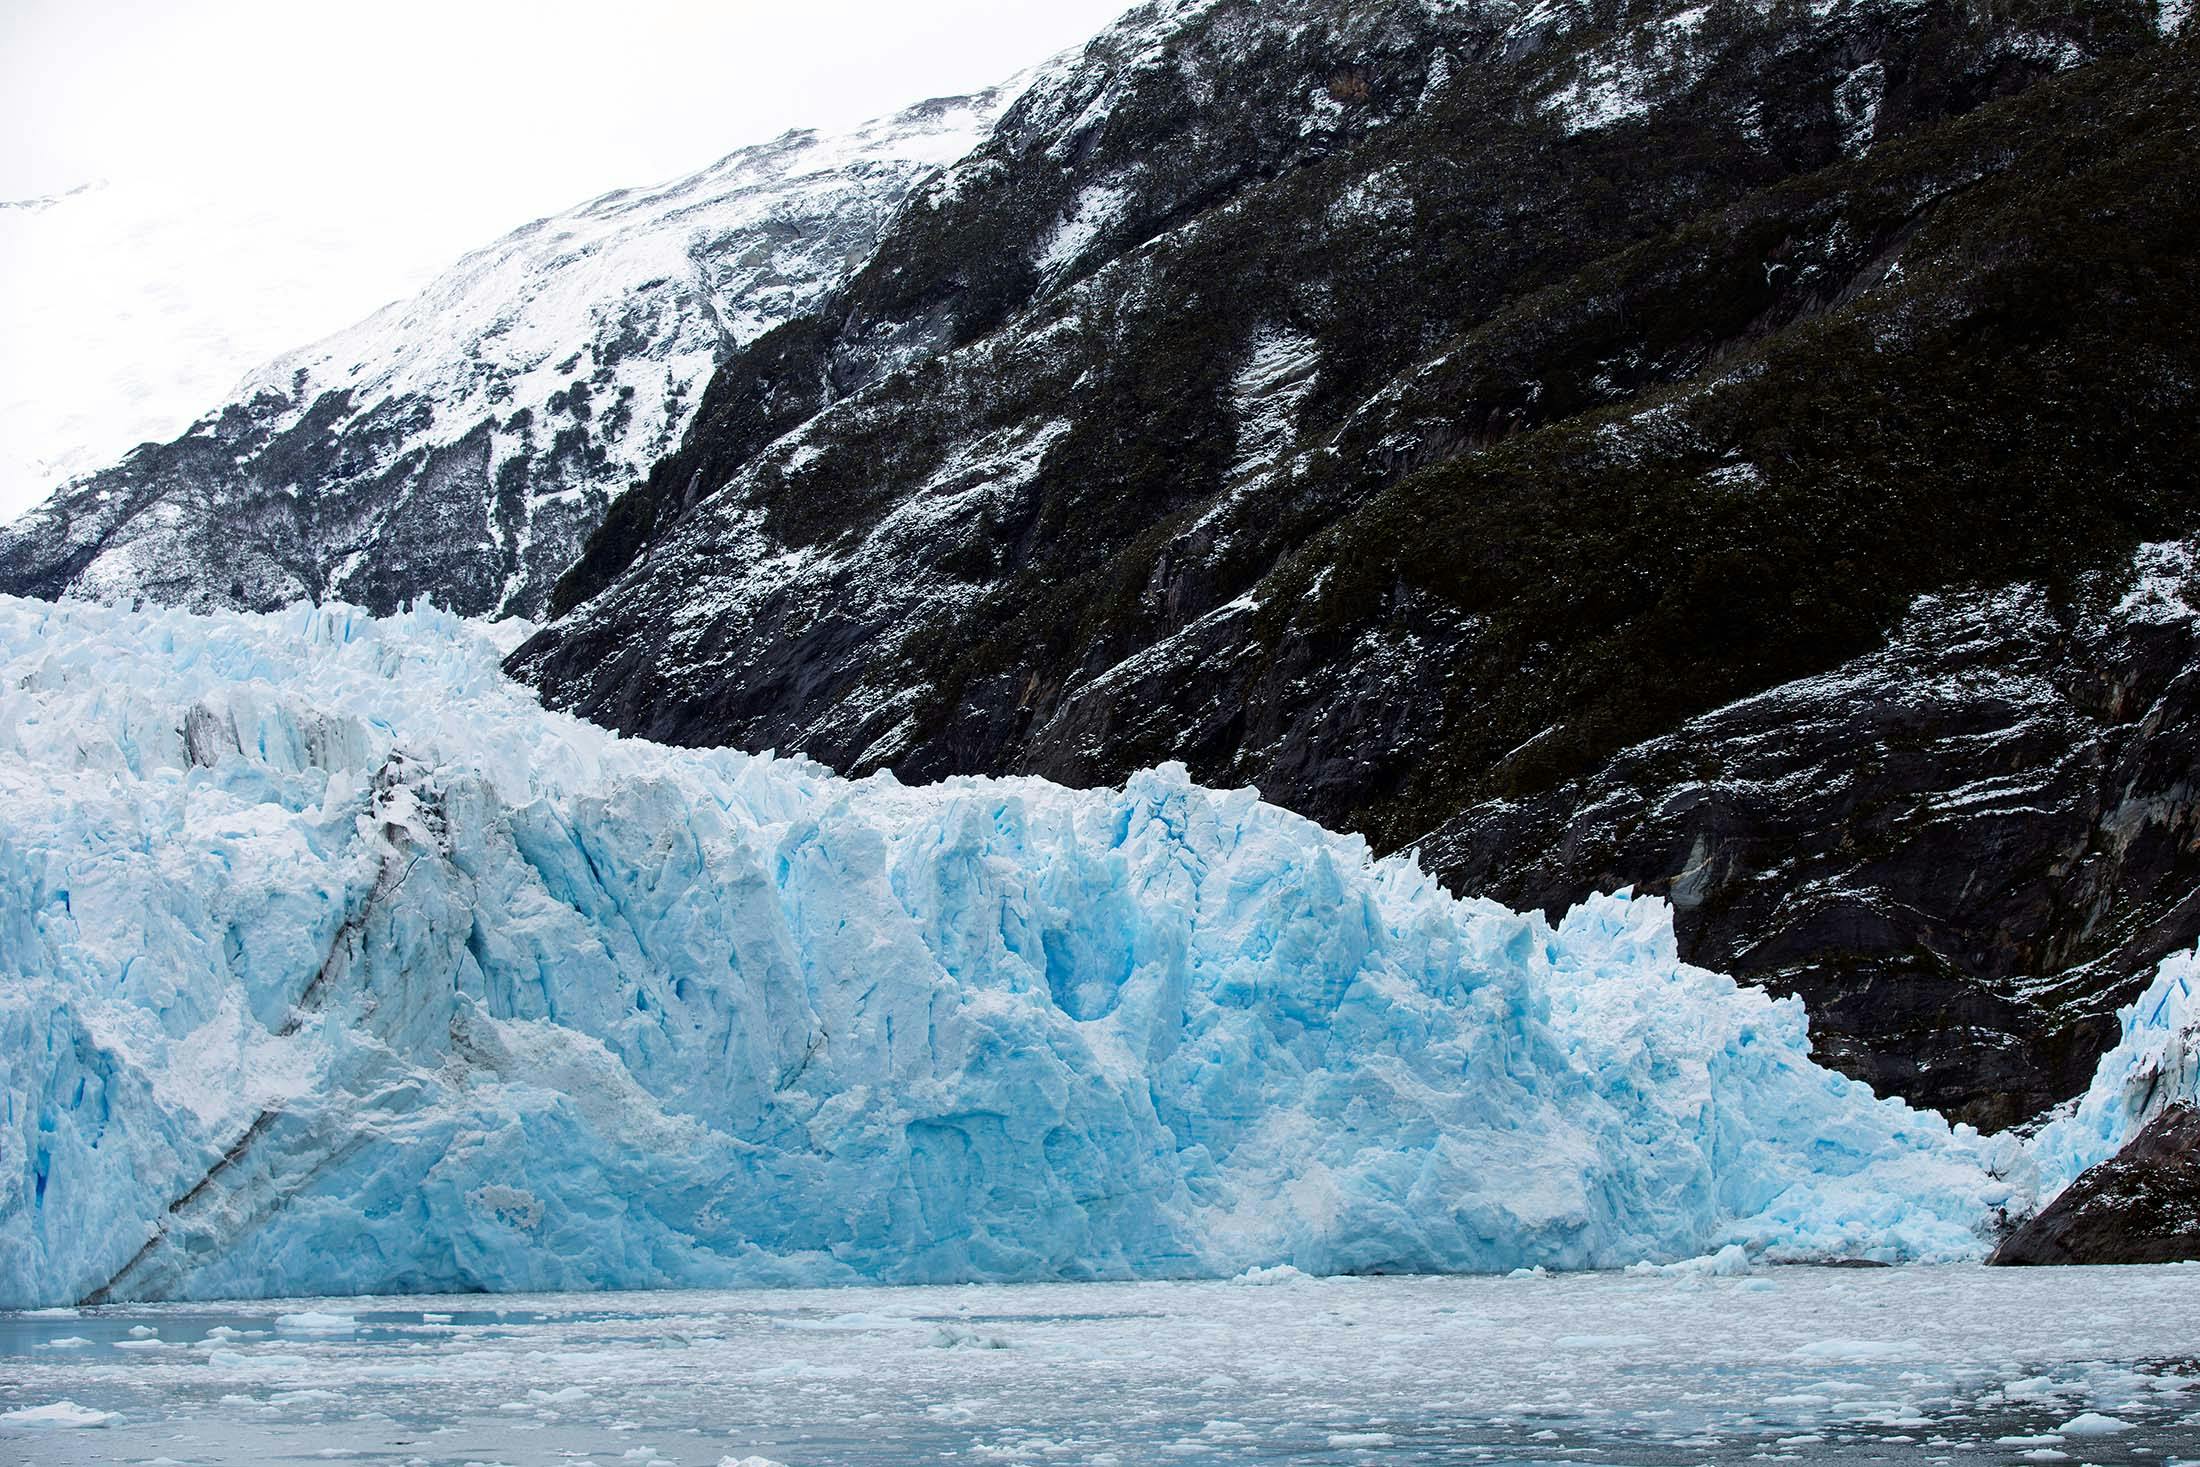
[1228,327,1321,481]
[1038,184,1131,279]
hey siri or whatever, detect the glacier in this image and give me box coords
[0,596,2160,1310]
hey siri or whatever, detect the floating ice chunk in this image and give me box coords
[1625,1244,1752,1277]
[2058,1412,2134,1436]
[275,1312,358,1333]
[0,1399,118,1428]
[773,1311,927,1332]
[1554,1333,1652,1350]
[1228,1264,1312,1287]
[1792,1339,1922,1363]
[209,1350,314,1370]
[527,1386,590,1404]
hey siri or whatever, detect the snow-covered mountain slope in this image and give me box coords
[0,180,460,525]
[0,84,1021,619]
[0,595,2054,1309]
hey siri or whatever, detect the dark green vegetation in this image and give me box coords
[518,0,2199,1124]
[1323,54,2200,834]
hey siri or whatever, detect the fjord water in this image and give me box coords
[6,1266,2199,1465]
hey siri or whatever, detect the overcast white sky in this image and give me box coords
[0,0,1139,521]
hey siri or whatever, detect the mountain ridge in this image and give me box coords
[511,0,2197,1127]
[0,81,1028,619]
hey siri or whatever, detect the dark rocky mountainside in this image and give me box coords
[0,87,1019,619]
[513,0,2200,1129]
[1432,567,2200,1131]
[1991,1104,2200,1263]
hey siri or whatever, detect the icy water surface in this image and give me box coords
[3,1266,2197,1466]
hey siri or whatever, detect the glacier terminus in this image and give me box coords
[4,596,2193,1311]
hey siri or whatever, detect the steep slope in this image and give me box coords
[0,85,1021,619]
[0,597,2013,1308]
[514,0,2197,1126]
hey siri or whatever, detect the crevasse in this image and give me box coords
[0,596,2150,1309]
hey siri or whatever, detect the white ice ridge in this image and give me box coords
[0,597,2161,1309]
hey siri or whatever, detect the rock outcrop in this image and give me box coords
[1991,1106,2200,1265]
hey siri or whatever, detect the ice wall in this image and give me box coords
[0,597,2012,1308]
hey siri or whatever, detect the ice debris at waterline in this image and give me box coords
[0,597,2092,1308]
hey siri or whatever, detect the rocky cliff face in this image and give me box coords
[1430,553,2200,1131]
[512,0,2199,1126]
[0,87,1019,619]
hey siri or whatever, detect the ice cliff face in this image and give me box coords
[0,597,2036,1310]
[0,86,1019,620]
